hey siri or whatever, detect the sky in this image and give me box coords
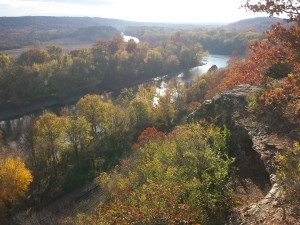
[0,0,268,23]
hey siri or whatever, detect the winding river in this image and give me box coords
[0,54,230,141]
[178,54,229,82]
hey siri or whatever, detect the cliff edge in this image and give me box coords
[195,84,300,224]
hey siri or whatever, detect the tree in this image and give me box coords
[33,112,65,180]
[126,39,137,53]
[76,95,107,138]
[137,127,164,144]
[164,54,180,73]
[0,53,11,69]
[101,103,130,137]
[77,94,131,143]
[17,49,50,66]
[92,123,233,225]
[129,86,157,132]
[144,49,163,76]
[133,127,165,149]
[65,116,92,165]
[211,21,300,98]
[115,88,135,107]
[0,154,33,220]
[46,45,63,61]
[91,44,110,84]
[244,0,300,22]
[277,142,300,211]
[108,36,124,54]
[155,90,176,129]
[70,48,97,90]
[130,98,155,132]
[179,43,203,69]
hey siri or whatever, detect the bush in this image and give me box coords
[91,123,234,225]
[277,142,300,211]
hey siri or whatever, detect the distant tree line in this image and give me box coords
[125,26,262,54]
[0,25,120,50]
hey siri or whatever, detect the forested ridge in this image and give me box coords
[0,16,220,51]
[1,0,300,224]
[224,16,285,31]
[0,16,127,50]
[124,26,262,55]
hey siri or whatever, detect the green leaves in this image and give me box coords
[277,142,300,210]
[93,123,234,224]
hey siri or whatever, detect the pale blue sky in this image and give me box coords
[0,0,268,23]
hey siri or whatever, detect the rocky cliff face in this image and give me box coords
[195,85,299,224]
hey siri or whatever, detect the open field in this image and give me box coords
[3,38,94,57]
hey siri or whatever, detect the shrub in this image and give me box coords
[277,142,300,211]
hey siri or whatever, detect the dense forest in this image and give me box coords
[1,0,300,224]
[0,25,263,113]
[0,33,204,111]
[124,26,262,54]
[224,16,285,31]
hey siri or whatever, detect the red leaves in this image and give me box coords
[132,127,165,150]
[260,73,300,106]
[212,22,300,101]
[92,180,196,225]
[137,127,164,144]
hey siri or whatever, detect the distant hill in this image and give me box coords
[0,16,137,50]
[0,16,288,52]
[0,16,220,31]
[0,16,143,30]
[225,17,286,32]
[0,16,224,51]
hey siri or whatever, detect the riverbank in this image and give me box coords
[0,74,166,121]
[0,54,230,121]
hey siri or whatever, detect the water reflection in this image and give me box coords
[0,54,230,143]
[179,54,230,82]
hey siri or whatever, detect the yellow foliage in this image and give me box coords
[0,156,33,204]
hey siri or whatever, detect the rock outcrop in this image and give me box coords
[195,84,299,224]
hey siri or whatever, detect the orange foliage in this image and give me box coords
[187,101,202,112]
[211,23,300,109]
[132,127,164,150]
[92,180,196,225]
[137,127,164,144]
[219,23,298,89]
[260,73,300,106]
[204,69,228,99]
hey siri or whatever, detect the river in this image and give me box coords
[178,54,229,82]
[155,54,229,97]
[0,54,229,142]
[122,33,140,43]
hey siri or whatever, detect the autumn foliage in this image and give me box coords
[244,0,300,22]
[93,181,196,224]
[277,142,300,211]
[92,123,233,225]
[0,153,33,220]
[137,127,164,143]
[199,19,300,124]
